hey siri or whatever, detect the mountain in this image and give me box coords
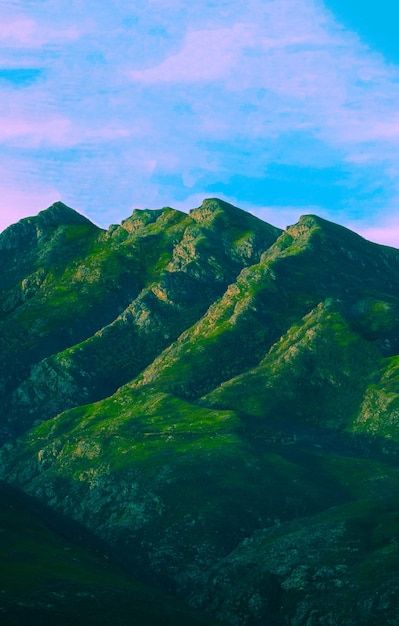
[1,198,399,624]
[0,481,214,625]
[0,199,280,439]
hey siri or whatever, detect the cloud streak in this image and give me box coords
[1,0,399,246]
[128,24,253,83]
[0,15,81,48]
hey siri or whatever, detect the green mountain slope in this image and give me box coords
[1,198,280,438]
[2,199,399,624]
[0,481,214,625]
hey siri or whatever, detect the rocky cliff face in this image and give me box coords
[2,198,399,624]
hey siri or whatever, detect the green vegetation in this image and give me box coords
[0,482,214,625]
[2,198,399,624]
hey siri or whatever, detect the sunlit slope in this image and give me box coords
[1,198,281,437]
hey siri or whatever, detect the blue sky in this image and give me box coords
[1,0,399,246]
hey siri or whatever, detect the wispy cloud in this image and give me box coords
[0,16,37,46]
[128,24,252,83]
[126,1,399,155]
[349,216,399,248]
[0,116,74,146]
[0,177,61,234]
[1,0,399,246]
[0,15,81,48]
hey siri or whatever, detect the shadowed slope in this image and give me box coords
[0,482,215,625]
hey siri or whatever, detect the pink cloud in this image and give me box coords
[0,17,37,45]
[0,15,81,48]
[128,24,253,84]
[355,223,399,248]
[127,0,343,89]
[0,185,61,233]
[0,117,73,147]
[0,115,137,148]
[125,0,399,157]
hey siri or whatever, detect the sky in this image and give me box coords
[1,0,399,246]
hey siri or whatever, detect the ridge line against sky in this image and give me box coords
[1,0,399,246]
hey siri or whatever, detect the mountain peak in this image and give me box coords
[290,213,367,240]
[189,197,282,237]
[0,202,96,253]
[284,214,372,252]
[36,201,94,228]
[189,197,245,222]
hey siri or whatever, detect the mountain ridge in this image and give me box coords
[1,198,282,439]
[2,198,399,624]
